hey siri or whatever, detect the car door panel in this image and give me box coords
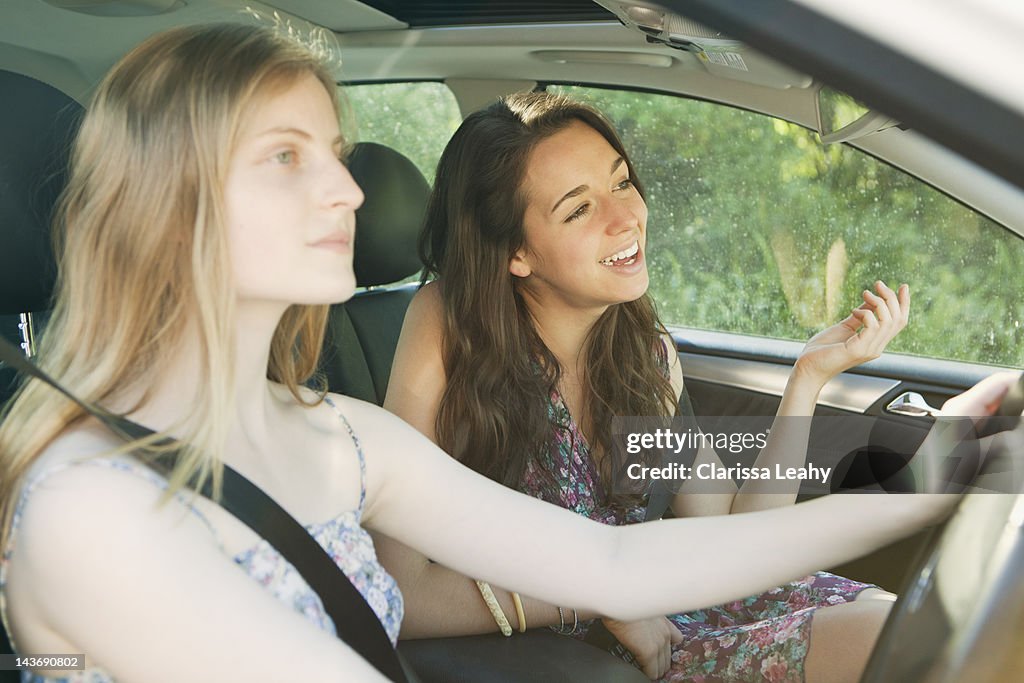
[671,326,1011,591]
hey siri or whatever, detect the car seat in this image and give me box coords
[320,141,428,406]
[0,70,80,409]
[0,68,83,672]
[340,142,649,683]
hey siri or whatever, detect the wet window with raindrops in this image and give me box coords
[550,84,1024,367]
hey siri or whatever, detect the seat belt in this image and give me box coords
[0,338,411,683]
[643,388,698,522]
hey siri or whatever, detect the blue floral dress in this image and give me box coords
[518,388,875,683]
[0,397,403,682]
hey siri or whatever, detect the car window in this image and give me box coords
[548,84,1024,367]
[344,81,461,186]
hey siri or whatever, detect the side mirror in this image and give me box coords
[815,84,900,144]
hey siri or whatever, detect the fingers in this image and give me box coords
[897,282,911,322]
[875,280,907,325]
[655,647,669,680]
[861,285,892,325]
[640,653,663,680]
[849,306,879,333]
[638,620,676,679]
[862,281,907,325]
[837,310,863,332]
[657,619,677,678]
[849,281,910,356]
[941,372,1022,417]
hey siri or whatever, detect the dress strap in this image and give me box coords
[656,335,672,378]
[322,396,367,517]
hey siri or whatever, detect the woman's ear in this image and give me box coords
[509,249,532,278]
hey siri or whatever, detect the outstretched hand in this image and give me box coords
[795,281,910,385]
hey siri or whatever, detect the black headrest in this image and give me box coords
[347,142,430,287]
[0,70,83,315]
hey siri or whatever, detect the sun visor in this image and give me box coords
[595,1,812,89]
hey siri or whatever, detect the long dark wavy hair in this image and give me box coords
[420,92,677,509]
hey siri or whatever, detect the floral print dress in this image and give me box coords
[0,397,403,682]
[518,388,875,683]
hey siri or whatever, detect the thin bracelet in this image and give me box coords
[475,581,513,636]
[556,606,578,635]
[511,592,527,633]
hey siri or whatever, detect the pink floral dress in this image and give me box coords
[518,388,875,683]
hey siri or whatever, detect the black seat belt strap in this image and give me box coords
[643,388,697,522]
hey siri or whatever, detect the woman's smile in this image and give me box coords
[598,239,643,271]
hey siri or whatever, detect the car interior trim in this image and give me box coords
[670,327,1001,392]
[679,352,900,414]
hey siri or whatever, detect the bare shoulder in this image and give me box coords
[324,391,415,438]
[411,279,442,313]
[6,423,221,648]
[384,282,447,426]
[12,419,218,567]
[323,391,445,514]
[660,331,685,401]
[400,281,444,338]
[29,418,126,471]
[14,446,213,560]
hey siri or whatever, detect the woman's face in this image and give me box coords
[511,120,649,314]
[224,73,364,308]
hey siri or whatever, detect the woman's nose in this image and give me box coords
[326,157,365,211]
[604,195,642,234]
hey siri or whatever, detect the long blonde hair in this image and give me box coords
[0,23,340,549]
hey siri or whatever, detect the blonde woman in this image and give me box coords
[0,22,988,683]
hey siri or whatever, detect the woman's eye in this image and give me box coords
[566,203,590,223]
[615,178,633,191]
[273,150,296,165]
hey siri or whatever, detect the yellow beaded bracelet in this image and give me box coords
[511,592,527,633]
[475,580,513,636]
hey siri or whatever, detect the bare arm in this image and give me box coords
[379,282,576,638]
[8,462,387,682]
[673,281,910,516]
[382,282,447,443]
[355,396,952,622]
